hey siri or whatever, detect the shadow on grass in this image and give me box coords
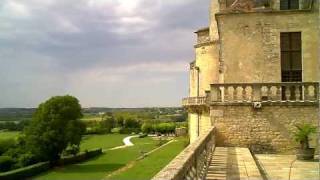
[55,163,125,174]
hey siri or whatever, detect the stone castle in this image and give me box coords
[183,0,319,153]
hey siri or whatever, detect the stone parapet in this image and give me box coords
[152,127,216,180]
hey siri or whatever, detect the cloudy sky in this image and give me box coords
[0,0,210,108]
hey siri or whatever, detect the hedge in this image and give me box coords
[0,162,50,180]
[57,148,102,166]
[0,148,102,179]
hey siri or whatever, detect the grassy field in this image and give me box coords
[34,136,161,180]
[0,131,20,140]
[107,137,187,180]
[34,136,187,180]
[80,134,128,151]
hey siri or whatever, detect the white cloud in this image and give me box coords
[2,1,31,18]
[0,0,208,107]
[55,16,81,33]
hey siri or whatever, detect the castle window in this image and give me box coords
[281,32,302,82]
[280,0,299,10]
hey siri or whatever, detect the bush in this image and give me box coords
[141,123,153,134]
[123,118,140,128]
[58,148,102,166]
[16,152,38,168]
[139,134,148,138]
[119,128,140,134]
[0,156,14,172]
[154,123,176,135]
[63,145,80,157]
[0,162,50,180]
[0,139,15,155]
[111,128,121,133]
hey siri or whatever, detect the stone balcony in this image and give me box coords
[219,0,314,12]
[182,97,207,106]
[183,82,319,107]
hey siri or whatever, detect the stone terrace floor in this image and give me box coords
[206,147,263,180]
[255,154,319,180]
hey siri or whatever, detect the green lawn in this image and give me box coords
[80,134,128,151]
[0,131,20,140]
[107,137,187,180]
[33,136,161,180]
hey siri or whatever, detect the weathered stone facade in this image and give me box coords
[212,105,318,153]
[185,0,319,153]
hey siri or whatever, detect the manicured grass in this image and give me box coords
[33,137,160,180]
[80,134,128,151]
[0,131,20,140]
[107,137,188,180]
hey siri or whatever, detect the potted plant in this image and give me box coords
[294,123,317,160]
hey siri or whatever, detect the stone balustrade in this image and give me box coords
[210,82,319,104]
[152,127,216,180]
[219,0,314,11]
[182,97,207,106]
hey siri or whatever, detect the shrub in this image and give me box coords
[0,162,50,180]
[0,156,14,172]
[119,128,140,134]
[294,123,317,149]
[141,123,153,134]
[63,145,80,157]
[139,134,148,138]
[111,127,121,133]
[16,152,38,168]
[57,148,102,166]
[0,139,15,155]
[123,118,140,128]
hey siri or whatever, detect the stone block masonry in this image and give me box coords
[211,105,318,153]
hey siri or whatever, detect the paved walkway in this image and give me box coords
[109,135,139,150]
[255,154,319,180]
[206,147,263,180]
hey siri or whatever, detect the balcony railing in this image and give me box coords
[221,0,314,11]
[182,97,207,106]
[210,82,319,104]
[152,127,216,180]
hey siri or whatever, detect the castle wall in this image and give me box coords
[195,43,220,96]
[211,105,318,153]
[189,67,199,97]
[188,113,199,143]
[215,11,318,83]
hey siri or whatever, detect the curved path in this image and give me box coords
[109,135,139,150]
[123,135,139,146]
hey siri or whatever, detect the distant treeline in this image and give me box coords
[85,111,188,135]
[0,107,186,122]
[0,121,30,131]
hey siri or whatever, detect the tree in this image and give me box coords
[100,115,115,133]
[141,123,153,134]
[24,95,86,162]
[124,118,140,128]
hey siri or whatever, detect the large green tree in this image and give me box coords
[24,95,85,162]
